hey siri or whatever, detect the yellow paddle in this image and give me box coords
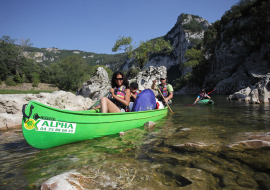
[156,84,174,114]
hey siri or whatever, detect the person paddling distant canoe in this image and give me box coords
[151,74,174,106]
[92,71,130,113]
[193,89,211,105]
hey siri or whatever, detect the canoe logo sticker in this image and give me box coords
[24,119,36,130]
[24,119,76,133]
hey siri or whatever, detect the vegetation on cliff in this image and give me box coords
[112,36,173,69]
[171,0,270,91]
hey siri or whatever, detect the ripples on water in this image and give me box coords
[1,95,270,189]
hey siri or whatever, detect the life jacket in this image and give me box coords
[110,85,126,108]
[130,90,141,102]
[199,93,208,100]
[158,84,169,97]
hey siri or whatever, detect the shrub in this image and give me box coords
[32,77,40,87]
[13,74,22,83]
[5,77,17,86]
[183,19,203,33]
[172,73,191,91]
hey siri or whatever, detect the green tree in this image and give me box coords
[58,55,88,91]
[112,36,173,69]
[0,36,17,76]
[183,48,204,69]
[0,36,32,76]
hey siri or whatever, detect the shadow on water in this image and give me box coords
[1,95,270,189]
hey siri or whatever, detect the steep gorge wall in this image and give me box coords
[203,12,270,95]
[121,14,211,75]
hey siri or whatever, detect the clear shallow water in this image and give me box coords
[1,95,270,189]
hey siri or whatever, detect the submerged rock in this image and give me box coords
[41,172,88,190]
[143,121,156,132]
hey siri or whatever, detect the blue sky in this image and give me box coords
[0,0,239,54]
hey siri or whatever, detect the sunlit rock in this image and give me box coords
[77,67,110,99]
[41,172,87,190]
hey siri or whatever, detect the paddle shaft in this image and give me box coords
[156,84,174,114]
[207,88,216,95]
[88,92,110,110]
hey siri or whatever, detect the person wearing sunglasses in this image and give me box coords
[151,74,174,106]
[93,71,130,113]
[193,89,211,105]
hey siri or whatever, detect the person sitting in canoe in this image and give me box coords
[130,82,140,102]
[93,71,130,113]
[193,89,211,105]
[151,74,174,106]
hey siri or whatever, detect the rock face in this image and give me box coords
[128,66,167,90]
[202,15,270,95]
[77,67,111,101]
[120,13,211,73]
[0,91,92,131]
[227,76,270,103]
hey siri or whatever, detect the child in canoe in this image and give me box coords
[128,82,141,111]
[130,82,141,102]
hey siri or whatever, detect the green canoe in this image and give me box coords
[22,100,168,149]
[197,99,214,105]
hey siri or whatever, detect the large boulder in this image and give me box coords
[227,76,270,103]
[77,67,110,101]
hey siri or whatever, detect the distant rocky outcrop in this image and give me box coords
[120,13,211,73]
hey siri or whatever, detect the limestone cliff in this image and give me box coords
[121,13,211,74]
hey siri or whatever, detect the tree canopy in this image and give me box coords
[112,36,173,69]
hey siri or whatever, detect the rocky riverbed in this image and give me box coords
[1,95,270,190]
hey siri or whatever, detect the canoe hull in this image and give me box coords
[197,99,214,105]
[22,100,168,149]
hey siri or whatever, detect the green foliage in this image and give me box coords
[31,72,40,87]
[172,73,191,91]
[183,19,203,33]
[0,61,9,81]
[13,74,22,83]
[178,13,189,23]
[112,36,173,69]
[220,0,270,53]
[203,23,219,51]
[5,78,17,86]
[57,55,88,91]
[183,48,204,69]
[127,67,140,79]
[112,36,134,58]
[189,60,211,86]
[32,78,40,87]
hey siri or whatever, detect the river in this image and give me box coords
[1,95,270,189]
